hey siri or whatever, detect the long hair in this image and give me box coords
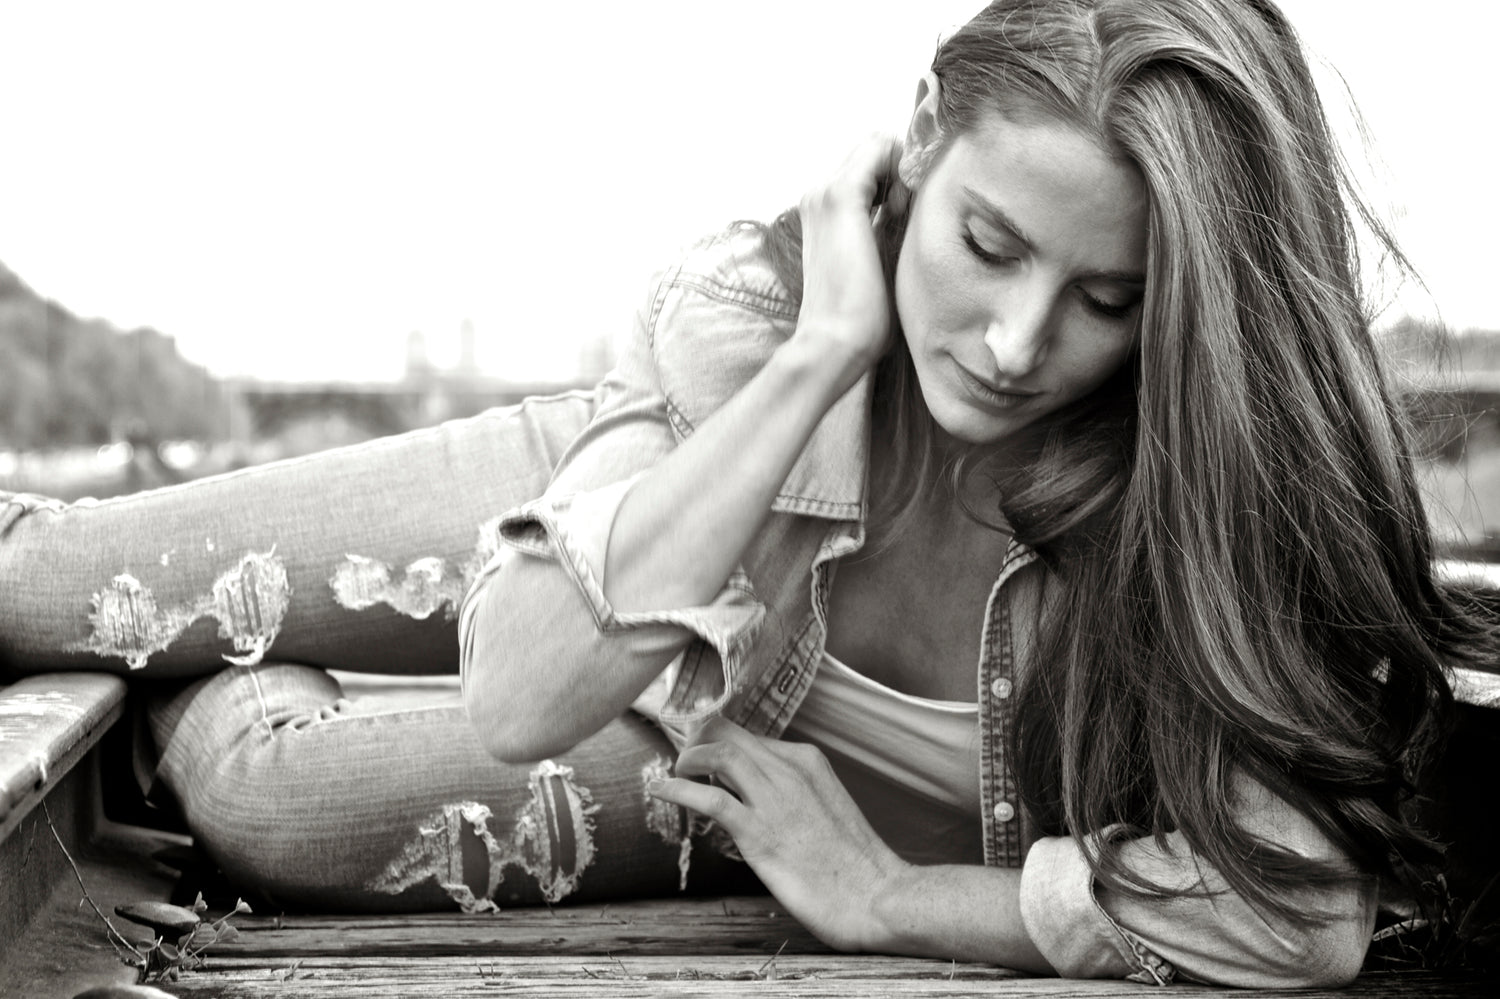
[757,0,1496,924]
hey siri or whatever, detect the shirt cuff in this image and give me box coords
[1019,833,1176,986]
[471,478,765,725]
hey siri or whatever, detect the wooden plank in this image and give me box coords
[182,953,1029,984]
[168,901,1497,998]
[0,672,126,841]
[164,957,1494,999]
[205,897,827,959]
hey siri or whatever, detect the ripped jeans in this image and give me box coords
[0,393,727,911]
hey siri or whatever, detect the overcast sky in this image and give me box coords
[1,1,1494,382]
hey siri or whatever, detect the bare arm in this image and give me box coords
[463,136,908,759]
[867,865,1051,972]
[650,719,1372,986]
[605,134,905,615]
[602,334,865,614]
[649,717,1051,970]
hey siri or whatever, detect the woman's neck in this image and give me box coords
[869,409,1021,529]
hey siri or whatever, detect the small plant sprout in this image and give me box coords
[114,893,254,982]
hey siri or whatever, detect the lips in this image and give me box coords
[953,361,1040,402]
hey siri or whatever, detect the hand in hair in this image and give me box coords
[646,715,905,953]
[793,133,909,395]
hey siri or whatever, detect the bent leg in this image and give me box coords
[148,664,718,911]
[0,392,594,678]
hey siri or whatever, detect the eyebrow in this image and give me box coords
[962,185,1146,286]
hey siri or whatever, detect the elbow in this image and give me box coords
[461,623,589,765]
[1182,928,1367,990]
[470,704,580,764]
[460,558,635,763]
[461,646,592,764]
[458,545,702,764]
[1222,899,1374,989]
[1254,936,1366,990]
[1290,920,1371,989]
[1267,887,1376,989]
[458,572,579,764]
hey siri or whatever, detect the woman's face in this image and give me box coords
[894,110,1148,447]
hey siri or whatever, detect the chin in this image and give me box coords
[927,402,1031,448]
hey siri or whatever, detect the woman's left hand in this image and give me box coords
[645,716,907,952]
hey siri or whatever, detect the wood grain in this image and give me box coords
[208,897,827,959]
[165,957,1494,999]
[0,672,125,840]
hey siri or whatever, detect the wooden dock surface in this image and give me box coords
[4,657,1499,998]
[5,842,1495,999]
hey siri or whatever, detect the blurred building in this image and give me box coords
[226,320,611,446]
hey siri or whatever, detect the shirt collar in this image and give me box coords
[770,372,872,521]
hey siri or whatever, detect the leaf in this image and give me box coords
[115,901,202,936]
[183,924,218,950]
[192,892,209,914]
[215,924,240,944]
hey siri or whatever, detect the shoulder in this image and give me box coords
[655,223,799,321]
[646,224,801,436]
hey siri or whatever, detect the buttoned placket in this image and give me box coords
[743,518,864,737]
[979,542,1038,867]
[735,503,1041,868]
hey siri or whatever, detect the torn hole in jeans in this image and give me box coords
[70,549,290,669]
[367,760,600,912]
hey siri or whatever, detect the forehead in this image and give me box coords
[937,112,1148,274]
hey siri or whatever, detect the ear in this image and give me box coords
[899,71,944,189]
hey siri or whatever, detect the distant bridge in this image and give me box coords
[221,368,1500,457]
[223,377,595,441]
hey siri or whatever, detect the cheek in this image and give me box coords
[895,231,981,343]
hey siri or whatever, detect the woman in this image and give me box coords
[1,0,1491,987]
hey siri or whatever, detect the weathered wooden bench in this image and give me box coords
[2,563,1498,997]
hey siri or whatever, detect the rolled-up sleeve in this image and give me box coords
[1018,778,1378,988]
[458,254,772,746]
[459,476,765,731]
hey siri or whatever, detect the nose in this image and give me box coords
[982,286,1053,379]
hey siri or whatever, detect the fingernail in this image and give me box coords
[645,778,664,795]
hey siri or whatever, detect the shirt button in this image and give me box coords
[994,801,1016,823]
[990,677,1013,699]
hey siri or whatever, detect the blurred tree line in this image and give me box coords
[1382,315,1500,381]
[0,260,227,448]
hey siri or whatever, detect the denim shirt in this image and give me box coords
[460,226,1376,988]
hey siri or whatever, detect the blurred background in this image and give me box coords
[0,0,1495,560]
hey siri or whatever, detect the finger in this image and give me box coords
[809,133,899,214]
[846,132,902,208]
[646,776,748,829]
[883,145,912,218]
[688,717,821,773]
[674,738,770,803]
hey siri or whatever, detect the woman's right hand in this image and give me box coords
[794,134,910,389]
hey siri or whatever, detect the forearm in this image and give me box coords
[867,863,1054,974]
[604,332,866,614]
[461,334,857,758]
[461,550,727,761]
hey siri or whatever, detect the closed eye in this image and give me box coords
[1081,291,1137,320]
[963,230,1017,268]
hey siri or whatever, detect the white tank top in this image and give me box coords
[781,652,984,865]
